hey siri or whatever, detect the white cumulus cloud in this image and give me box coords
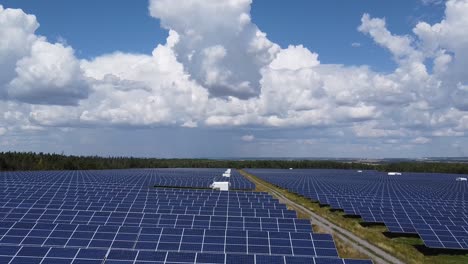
[148,0,280,98]
[0,0,468,154]
[0,5,90,105]
[8,40,89,105]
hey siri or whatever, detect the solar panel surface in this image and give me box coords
[246,169,468,250]
[0,169,372,263]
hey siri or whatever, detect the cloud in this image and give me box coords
[241,134,255,142]
[358,13,422,63]
[148,0,280,99]
[421,0,445,6]
[413,0,468,86]
[269,45,319,70]
[0,5,90,105]
[0,5,39,99]
[8,40,89,105]
[78,41,209,127]
[351,42,361,48]
[0,0,468,155]
[411,136,431,144]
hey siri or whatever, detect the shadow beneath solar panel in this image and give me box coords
[382,232,468,256]
[359,222,386,227]
[413,244,468,256]
[342,214,361,219]
[382,231,420,239]
[329,208,344,213]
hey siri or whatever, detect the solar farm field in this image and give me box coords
[0,168,372,264]
[245,169,468,251]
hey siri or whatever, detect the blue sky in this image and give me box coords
[252,0,445,71]
[1,0,444,69]
[0,0,466,158]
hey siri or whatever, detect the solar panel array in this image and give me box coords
[147,169,255,190]
[0,169,372,263]
[246,169,468,250]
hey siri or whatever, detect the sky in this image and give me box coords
[0,0,467,158]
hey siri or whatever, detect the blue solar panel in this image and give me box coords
[0,169,373,263]
[246,169,468,250]
[256,255,285,264]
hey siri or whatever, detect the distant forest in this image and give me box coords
[0,152,468,174]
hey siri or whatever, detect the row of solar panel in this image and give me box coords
[1,184,263,191]
[1,210,297,220]
[0,246,372,264]
[0,239,338,258]
[0,211,305,223]
[0,221,338,256]
[0,231,333,246]
[0,209,297,219]
[0,222,319,234]
[348,211,467,225]
[0,192,282,203]
[0,219,311,233]
[1,194,273,203]
[1,200,286,209]
[348,207,468,217]
[0,190,277,200]
[313,193,466,201]
[328,201,466,210]
[0,222,322,237]
[2,201,282,208]
[0,188,273,196]
[0,203,287,210]
[1,200,286,211]
[325,201,466,213]
[0,202,289,210]
[340,204,467,214]
[1,197,282,204]
[1,187,265,197]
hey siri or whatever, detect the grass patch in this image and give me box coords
[241,170,468,264]
[391,237,424,246]
[313,224,370,260]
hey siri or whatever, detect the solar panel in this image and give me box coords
[0,169,372,263]
[246,169,468,250]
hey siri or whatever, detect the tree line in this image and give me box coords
[0,152,467,174]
